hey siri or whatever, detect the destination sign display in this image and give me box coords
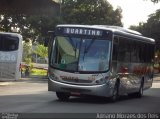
[63,28,103,36]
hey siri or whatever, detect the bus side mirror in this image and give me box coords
[44,31,55,47]
[44,38,49,47]
[48,31,55,37]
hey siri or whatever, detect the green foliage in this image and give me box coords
[33,44,48,58]
[130,9,160,50]
[0,0,60,43]
[0,0,123,43]
[23,40,32,65]
[31,68,47,76]
[22,67,47,76]
[130,9,160,65]
[61,0,122,26]
[0,14,60,43]
[0,0,159,44]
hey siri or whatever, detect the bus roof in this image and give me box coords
[0,32,22,40]
[57,25,155,44]
[0,32,21,36]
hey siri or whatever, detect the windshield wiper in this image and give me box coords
[84,39,95,53]
[74,43,78,58]
[83,39,95,60]
[70,38,78,58]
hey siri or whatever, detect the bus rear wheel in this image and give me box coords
[56,92,70,101]
[129,80,144,98]
[134,81,144,98]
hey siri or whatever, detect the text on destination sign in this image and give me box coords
[64,28,103,36]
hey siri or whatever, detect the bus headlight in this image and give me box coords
[49,73,59,81]
[95,78,106,84]
[95,76,111,85]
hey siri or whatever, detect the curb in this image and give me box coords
[0,82,15,86]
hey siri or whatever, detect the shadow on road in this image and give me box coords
[52,88,160,104]
[0,88,160,113]
[53,94,149,104]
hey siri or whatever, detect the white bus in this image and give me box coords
[0,32,23,80]
[48,25,155,102]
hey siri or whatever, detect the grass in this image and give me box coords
[22,68,47,76]
[31,68,47,76]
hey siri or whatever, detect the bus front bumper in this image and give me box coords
[48,78,114,97]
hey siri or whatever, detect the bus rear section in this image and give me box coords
[0,32,23,80]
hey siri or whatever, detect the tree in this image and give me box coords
[33,44,48,63]
[130,9,160,50]
[61,0,123,26]
[0,0,60,43]
[130,9,160,67]
[23,39,32,65]
[0,0,123,43]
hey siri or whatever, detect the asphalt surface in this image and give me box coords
[0,76,160,118]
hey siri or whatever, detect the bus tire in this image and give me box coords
[110,81,119,102]
[129,79,144,98]
[56,92,70,101]
[135,80,144,98]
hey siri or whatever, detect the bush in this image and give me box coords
[31,68,47,76]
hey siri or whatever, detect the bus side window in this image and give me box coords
[131,40,140,63]
[145,44,154,63]
[118,37,130,62]
[112,36,119,61]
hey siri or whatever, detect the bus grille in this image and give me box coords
[62,78,93,84]
[0,62,16,79]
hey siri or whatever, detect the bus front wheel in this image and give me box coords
[56,92,70,101]
[110,81,119,102]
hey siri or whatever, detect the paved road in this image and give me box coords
[0,77,160,118]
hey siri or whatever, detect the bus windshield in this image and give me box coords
[50,36,111,72]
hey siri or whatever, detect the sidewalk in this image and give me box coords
[21,75,48,82]
[0,75,48,86]
[0,82,15,86]
[153,74,160,82]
